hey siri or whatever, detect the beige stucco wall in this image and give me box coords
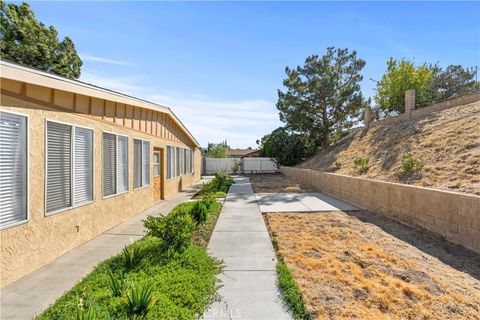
[0,95,201,288]
[280,166,480,253]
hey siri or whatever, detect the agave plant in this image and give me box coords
[126,283,158,317]
[122,245,140,269]
[107,269,126,297]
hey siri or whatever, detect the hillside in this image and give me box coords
[298,101,480,195]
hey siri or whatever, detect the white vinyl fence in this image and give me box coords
[202,157,278,175]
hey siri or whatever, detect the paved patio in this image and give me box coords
[0,182,204,320]
[203,176,291,320]
[255,192,359,213]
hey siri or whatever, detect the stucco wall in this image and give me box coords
[280,166,480,253]
[0,95,201,288]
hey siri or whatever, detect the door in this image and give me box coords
[153,149,164,201]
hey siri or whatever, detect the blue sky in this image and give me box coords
[26,1,479,148]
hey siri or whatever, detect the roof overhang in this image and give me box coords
[0,60,200,148]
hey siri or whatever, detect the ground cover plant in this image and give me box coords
[37,198,223,320]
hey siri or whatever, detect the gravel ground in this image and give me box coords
[247,173,315,193]
[266,211,480,320]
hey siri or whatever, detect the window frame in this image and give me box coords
[0,109,29,230]
[102,131,130,199]
[45,119,95,216]
[133,137,151,190]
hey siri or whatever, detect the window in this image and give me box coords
[46,121,93,214]
[185,149,190,174]
[117,136,129,193]
[0,111,28,228]
[167,146,175,179]
[74,127,94,205]
[153,152,160,176]
[190,149,194,174]
[176,147,182,177]
[134,138,150,188]
[103,133,116,197]
[102,133,129,197]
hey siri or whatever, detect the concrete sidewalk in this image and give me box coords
[256,192,359,213]
[0,182,203,320]
[203,177,291,320]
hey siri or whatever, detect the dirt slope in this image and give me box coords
[298,102,480,195]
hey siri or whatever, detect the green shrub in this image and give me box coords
[201,192,216,209]
[401,152,423,172]
[144,210,195,257]
[276,261,311,320]
[334,161,342,170]
[231,160,241,174]
[353,156,370,173]
[191,201,208,225]
[122,245,140,270]
[199,172,233,196]
[107,270,126,297]
[126,283,157,317]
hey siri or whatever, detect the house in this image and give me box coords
[0,60,201,288]
[228,148,260,158]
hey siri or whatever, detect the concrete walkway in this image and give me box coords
[0,182,203,320]
[203,177,291,320]
[256,192,359,213]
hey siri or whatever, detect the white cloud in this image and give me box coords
[78,71,281,148]
[148,95,281,148]
[80,71,146,93]
[80,54,134,66]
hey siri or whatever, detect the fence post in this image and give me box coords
[364,106,372,129]
[405,89,416,118]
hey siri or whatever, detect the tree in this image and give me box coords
[1,1,82,79]
[277,47,365,147]
[427,64,478,102]
[258,127,317,166]
[374,58,432,114]
[205,144,229,158]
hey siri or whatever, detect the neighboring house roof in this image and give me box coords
[229,148,259,157]
[0,60,200,148]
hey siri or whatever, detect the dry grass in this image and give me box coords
[266,211,480,320]
[298,102,480,195]
[247,173,315,193]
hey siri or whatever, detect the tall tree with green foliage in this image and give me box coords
[374,59,478,114]
[374,58,433,114]
[205,144,229,158]
[0,1,82,79]
[277,47,365,147]
[258,127,317,166]
[427,64,478,102]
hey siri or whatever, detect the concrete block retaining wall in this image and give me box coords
[368,92,480,127]
[279,166,480,253]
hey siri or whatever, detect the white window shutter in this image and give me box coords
[102,133,116,196]
[0,112,28,227]
[117,136,129,193]
[46,121,72,213]
[142,141,150,186]
[74,127,93,205]
[134,139,142,188]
